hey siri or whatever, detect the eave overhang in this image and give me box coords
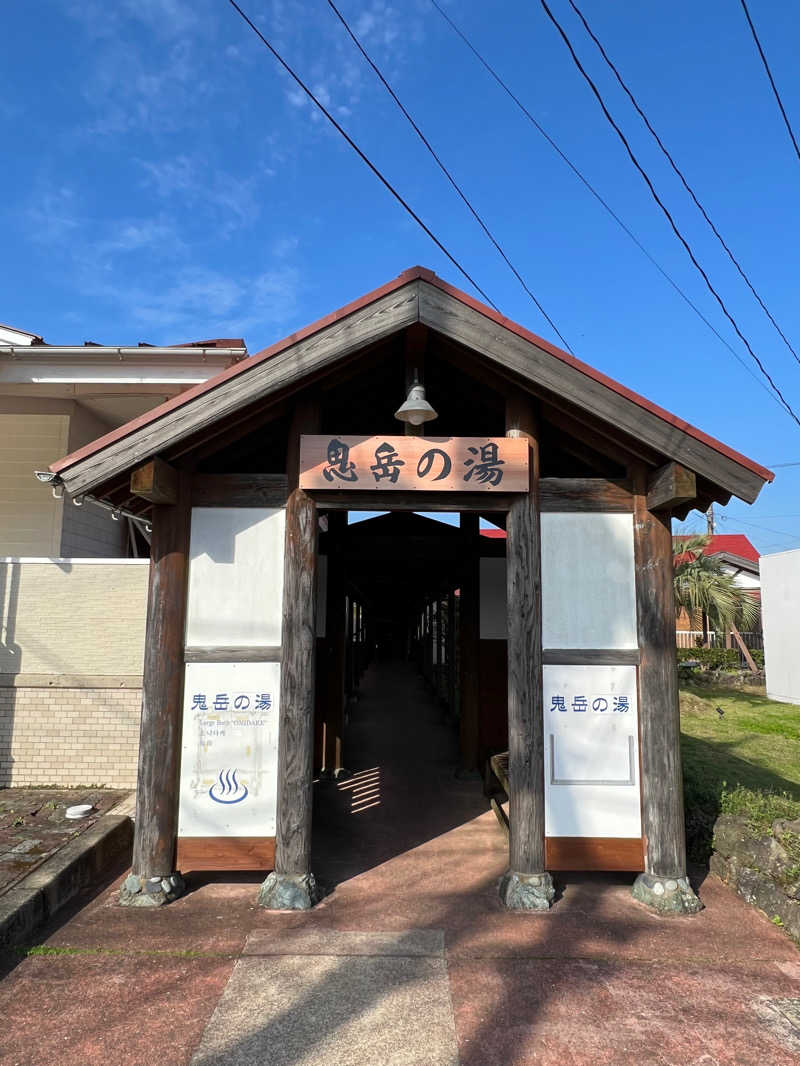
[48,267,773,506]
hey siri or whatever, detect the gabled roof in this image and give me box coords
[674,533,760,574]
[701,534,759,563]
[49,267,773,504]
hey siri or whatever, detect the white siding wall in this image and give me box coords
[0,559,149,676]
[761,549,800,705]
[0,412,68,556]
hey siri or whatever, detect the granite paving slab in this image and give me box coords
[190,929,459,1066]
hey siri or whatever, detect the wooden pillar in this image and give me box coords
[447,588,457,715]
[122,471,190,906]
[500,394,553,910]
[324,512,346,775]
[260,397,320,910]
[632,466,701,913]
[458,513,480,771]
[424,598,432,682]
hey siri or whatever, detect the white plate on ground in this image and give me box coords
[65,804,94,820]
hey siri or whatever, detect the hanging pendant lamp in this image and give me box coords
[394,373,438,426]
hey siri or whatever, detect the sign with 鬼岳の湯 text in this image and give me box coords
[543,664,641,840]
[299,436,529,493]
[178,661,280,838]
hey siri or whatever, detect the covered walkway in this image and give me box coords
[312,659,489,888]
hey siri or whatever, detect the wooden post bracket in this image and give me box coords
[131,457,179,505]
[646,462,696,512]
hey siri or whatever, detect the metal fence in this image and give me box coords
[676,630,763,650]
[676,629,764,670]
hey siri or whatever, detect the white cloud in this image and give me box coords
[138,156,259,233]
[121,266,302,339]
[65,2,217,137]
[271,236,299,258]
[95,218,185,257]
[27,186,81,243]
[286,88,307,109]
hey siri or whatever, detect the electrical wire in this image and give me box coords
[739,0,800,164]
[427,0,788,417]
[226,0,498,311]
[326,0,573,352]
[567,0,800,367]
[769,461,800,468]
[538,0,800,430]
[718,513,800,541]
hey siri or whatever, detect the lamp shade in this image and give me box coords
[394,383,438,426]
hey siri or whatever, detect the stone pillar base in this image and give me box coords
[259,871,319,911]
[120,872,185,908]
[632,873,703,915]
[499,871,555,911]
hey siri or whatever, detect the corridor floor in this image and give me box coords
[0,661,798,1065]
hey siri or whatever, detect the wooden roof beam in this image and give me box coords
[647,462,696,513]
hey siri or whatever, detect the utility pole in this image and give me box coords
[706,504,715,536]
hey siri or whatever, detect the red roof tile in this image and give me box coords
[675,533,759,562]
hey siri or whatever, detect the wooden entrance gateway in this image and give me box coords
[48,267,772,914]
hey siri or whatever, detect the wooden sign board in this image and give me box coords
[299,435,529,493]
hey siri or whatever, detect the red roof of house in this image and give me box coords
[50,266,774,484]
[675,533,759,562]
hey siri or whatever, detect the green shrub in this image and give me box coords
[677,646,740,669]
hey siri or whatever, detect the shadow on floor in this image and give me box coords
[311,660,490,887]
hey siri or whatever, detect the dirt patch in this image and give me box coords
[0,788,127,897]
[679,690,716,716]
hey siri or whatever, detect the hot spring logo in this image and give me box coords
[209,768,249,804]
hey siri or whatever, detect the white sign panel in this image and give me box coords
[185,507,285,648]
[543,664,641,838]
[178,661,280,838]
[541,513,637,649]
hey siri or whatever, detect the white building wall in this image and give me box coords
[761,548,800,705]
[0,409,68,556]
[0,396,128,558]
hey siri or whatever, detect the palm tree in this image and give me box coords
[673,534,760,643]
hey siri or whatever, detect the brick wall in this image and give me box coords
[0,686,141,788]
[0,559,149,788]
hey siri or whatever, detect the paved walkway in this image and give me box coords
[0,663,798,1065]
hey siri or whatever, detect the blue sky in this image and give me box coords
[2,0,799,552]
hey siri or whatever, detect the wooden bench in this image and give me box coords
[487,751,510,835]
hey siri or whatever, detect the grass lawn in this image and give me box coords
[679,684,800,862]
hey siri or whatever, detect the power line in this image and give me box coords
[718,513,800,541]
[567,0,800,367]
[739,0,800,164]
[427,0,789,418]
[538,0,800,430]
[768,460,800,468]
[325,0,572,352]
[226,0,497,311]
